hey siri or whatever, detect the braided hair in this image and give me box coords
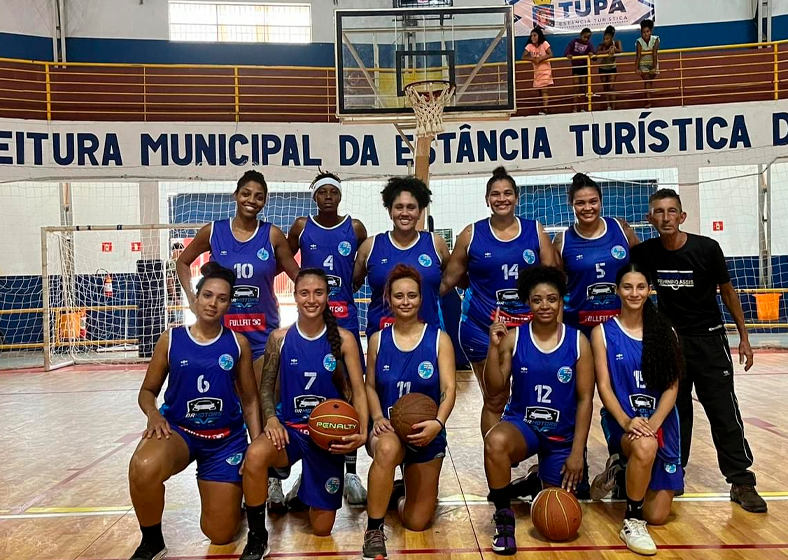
[616,263,684,391]
[295,267,351,400]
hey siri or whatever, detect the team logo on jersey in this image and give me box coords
[522,249,536,265]
[664,463,678,474]
[417,361,435,379]
[218,353,234,370]
[257,248,270,261]
[323,353,337,372]
[418,254,433,267]
[338,241,352,256]
[225,452,243,466]
[557,366,573,383]
[186,397,223,424]
[325,476,341,494]
[630,393,656,411]
[611,245,627,260]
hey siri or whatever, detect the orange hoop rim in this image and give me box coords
[404,79,455,98]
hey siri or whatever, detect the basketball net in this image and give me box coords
[404,80,455,231]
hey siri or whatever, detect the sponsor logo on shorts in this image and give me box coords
[325,476,341,494]
[611,245,627,260]
[557,366,573,383]
[525,406,560,432]
[418,253,433,267]
[224,313,266,332]
[257,248,270,261]
[323,353,337,372]
[522,249,536,265]
[218,353,234,370]
[225,452,243,466]
[418,361,435,379]
[338,241,352,256]
[664,463,677,474]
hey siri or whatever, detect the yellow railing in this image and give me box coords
[0,38,786,122]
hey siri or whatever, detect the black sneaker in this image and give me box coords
[491,508,516,556]
[362,527,388,559]
[239,529,271,560]
[730,484,768,513]
[510,465,541,503]
[388,479,405,510]
[128,542,167,560]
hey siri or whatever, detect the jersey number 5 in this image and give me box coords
[595,262,606,279]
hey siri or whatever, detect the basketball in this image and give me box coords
[531,487,582,541]
[390,392,438,441]
[307,399,360,451]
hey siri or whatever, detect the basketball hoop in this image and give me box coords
[404,80,455,138]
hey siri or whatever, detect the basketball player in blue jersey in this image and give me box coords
[239,269,368,560]
[590,263,684,556]
[127,263,262,560]
[354,176,450,338]
[361,265,457,560]
[553,173,640,336]
[441,166,555,437]
[177,170,299,512]
[553,172,639,498]
[287,171,369,507]
[484,266,594,556]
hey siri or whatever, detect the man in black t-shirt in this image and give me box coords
[631,188,766,513]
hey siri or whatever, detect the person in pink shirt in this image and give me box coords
[523,27,554,115]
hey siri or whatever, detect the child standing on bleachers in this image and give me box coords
[596,26,622,110]
[635,19,660,108]
[564,28,595,112]
[524,27,553,115]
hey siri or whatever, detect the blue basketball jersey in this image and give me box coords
[209,219,279,358]
[366,232,443,337]
[562,217,630,333]
[462,217,542,328]
[277,323,343,426]
[299,216,359,332]
[161,326,244,439]
[601,318,680,463]
[375,324,442,419]
[505,323,580,442]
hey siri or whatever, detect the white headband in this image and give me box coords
[311,177,341,198]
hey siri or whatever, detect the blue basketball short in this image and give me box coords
[404,431,447,465]
[501,414,573,487]
[602,416,684,493]
[170,424,248,483]
[271,424,346,511]
[458,317,489,364]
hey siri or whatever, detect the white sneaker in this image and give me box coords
[590,454,622,501]
[285,474,307,511]
[344,473,368,505]
[620,518,657,556]
[266,477,287,513]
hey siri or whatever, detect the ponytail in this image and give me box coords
[322,305,351,401]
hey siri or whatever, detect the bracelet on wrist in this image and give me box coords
[434,418,445,430]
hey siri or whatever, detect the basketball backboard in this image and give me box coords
[335,6,515,122]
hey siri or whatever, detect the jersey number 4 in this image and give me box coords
[323,255,334,271]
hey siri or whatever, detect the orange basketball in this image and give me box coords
[307,399,360,451]
[531,487,582,541]
[390,392,438,441]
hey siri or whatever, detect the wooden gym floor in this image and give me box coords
[2,351,788,560]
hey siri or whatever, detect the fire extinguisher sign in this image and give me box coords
[131,242,142,252]
[101,242,113,252]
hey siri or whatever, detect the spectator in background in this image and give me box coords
[564,28,595,112]
[635,19,660,108]
[167,242,185,326]
[596,25,622,110]
[523,27,554,115]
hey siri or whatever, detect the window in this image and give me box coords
[169,2,311,43]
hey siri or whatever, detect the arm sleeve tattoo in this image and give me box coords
[260,334,281,422]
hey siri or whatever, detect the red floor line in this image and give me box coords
[743,417,788,441]
[65,542,788,560]
[9,433,139,515]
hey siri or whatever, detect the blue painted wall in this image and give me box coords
[0,19,761,65]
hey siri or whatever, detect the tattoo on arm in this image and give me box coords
[440,391,446,404]
[260,336,281,422]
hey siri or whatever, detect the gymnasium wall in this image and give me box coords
[0,0,770,65]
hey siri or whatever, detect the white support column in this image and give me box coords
[678,167,700,234]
